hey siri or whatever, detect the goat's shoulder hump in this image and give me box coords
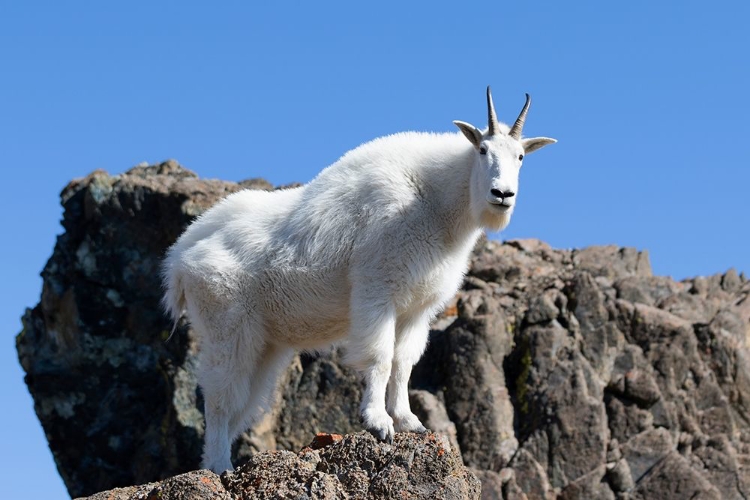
[350,130,465,160]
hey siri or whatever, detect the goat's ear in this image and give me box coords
[522,137,557,154]
[453,121,483,149]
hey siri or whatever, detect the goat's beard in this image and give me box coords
[480,208,512,232]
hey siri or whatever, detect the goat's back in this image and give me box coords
[163,131,475,345]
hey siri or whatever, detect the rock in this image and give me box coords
[692,435,750,499]
[557,465,614,500]
[606,458,634,493]
[416,292,519,470]
[572,245,652,281]
[79,432,480,500]
[409,389,461,454]
[608,346,662,407]
[570,271,617,377]
[16,163,750,498]
[273,352,364,453]
[510,448,554,500]
[501,477,528,500]
[308,432,344,450]
[470,469,505,500]
[621,428,674,483]
[18,163,239,497]
[614,275,682,307]
[312,432,480,499]
[632,452,722,500]
[78,470,230,500]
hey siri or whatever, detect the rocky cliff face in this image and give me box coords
[17,162,750,499]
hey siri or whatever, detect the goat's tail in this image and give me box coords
[161,257,187,341]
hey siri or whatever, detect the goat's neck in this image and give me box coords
[429,147,484,252]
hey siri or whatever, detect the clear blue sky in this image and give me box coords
[1,1,748,497]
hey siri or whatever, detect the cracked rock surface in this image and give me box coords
[17,163,750,498]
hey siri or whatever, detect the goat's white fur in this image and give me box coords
[162,89,556,473]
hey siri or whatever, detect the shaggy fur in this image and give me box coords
[162,90,556,473]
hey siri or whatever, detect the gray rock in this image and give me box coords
[606,458,634,493]
[558,465,614,500]
[470,469,505,500]
[16,164,750,499]
[572,245,652,281]
[606,396,654,443]
[632,451,721,500]
[409,389,461,454]
[614,275,682,307]
[608,346,662,407]
[414,292,519,471]
[621,428,674,483]
[692,435,750,500]
[510,448,554,500]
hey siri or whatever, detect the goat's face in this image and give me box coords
[454,88,556,231]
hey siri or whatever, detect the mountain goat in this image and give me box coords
[162,87,556,472]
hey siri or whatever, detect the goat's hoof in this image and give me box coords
[203,461,235,475]
[400,424,427,434]
[393,413,427,434]
[367,425,395,443]
[362,409,395,443]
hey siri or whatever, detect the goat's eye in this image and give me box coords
[518,154,524,161]
[479,146,487,155]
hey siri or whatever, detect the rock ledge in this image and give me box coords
[79,432,480,500]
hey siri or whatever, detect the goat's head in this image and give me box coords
[454,87,556,231]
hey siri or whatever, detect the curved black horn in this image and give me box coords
[486,86,500,136]
[509,93,531,139]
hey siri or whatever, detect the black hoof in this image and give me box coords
[366,426,394,443]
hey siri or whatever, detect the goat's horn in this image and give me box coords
[486,86,500,136]
[509,93,531,140]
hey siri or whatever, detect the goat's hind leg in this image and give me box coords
[227,343,295,442]
[199,359,244,472]
[198,328,264,473]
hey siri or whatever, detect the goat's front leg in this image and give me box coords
[387,314,429,433]
[344,295,396,443]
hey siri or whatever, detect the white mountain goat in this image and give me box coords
[162,87,556,473]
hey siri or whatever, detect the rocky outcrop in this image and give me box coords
[79,432,478,500]
[17,162,750,498]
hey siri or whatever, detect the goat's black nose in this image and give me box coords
[490,188,515,199]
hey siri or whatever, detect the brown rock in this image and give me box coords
[81,433,480,500]
[308,432,344,450]
[78,470,230,500]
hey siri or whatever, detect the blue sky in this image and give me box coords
[1,1,748,497]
